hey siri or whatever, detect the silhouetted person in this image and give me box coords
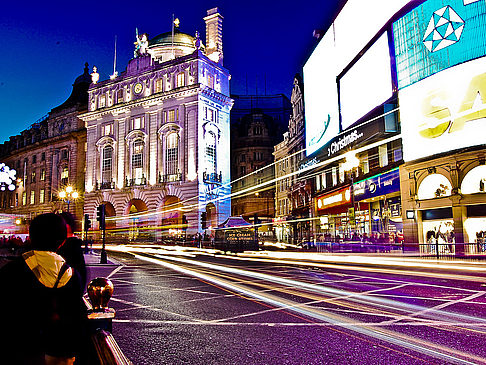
[58,212,88,289]
[0,213,84,365]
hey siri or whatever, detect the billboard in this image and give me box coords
[304,0,410,156]
[393,0,486,89]
[339,33,394,130]
[400,56,486,161]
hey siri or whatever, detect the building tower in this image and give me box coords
[204,8,224,64]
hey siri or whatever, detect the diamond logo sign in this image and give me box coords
[423,6,465,52]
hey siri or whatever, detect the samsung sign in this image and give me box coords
[393,0,486,89]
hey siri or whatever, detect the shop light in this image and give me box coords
[406,210,415,219]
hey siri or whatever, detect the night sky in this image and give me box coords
[0,0,345,144]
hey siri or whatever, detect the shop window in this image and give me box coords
[461,165,486,194]
[417,174,452,200]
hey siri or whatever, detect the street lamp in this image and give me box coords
[342,151,360,236]
[58,185,79,212]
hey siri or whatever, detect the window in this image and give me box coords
[61,167,69,185]
[205,107,216,122]
[116,89,124,103]
[254,152,263,161]
[155,78,163,93]
[332,167,338,186]
[165,133,179,176]
[98,94,106,108]
[102,146,113,183]
[61,149,69,160]
[41,152,45,161]
[240,166,246,175]
[207,74,214,89]
[167,109,177,122]
[31,172,36,183]
[22,192,26,206]
[131,140,144,180]
[32,155,37,164]
[103,123,113,136]
[379,145,388,167]
[132,116,144,130]
[40,168,46,181]
[30,191,35,205]
[39,189,45,204]
[205,131,217,174]
[240,154,246,163]
[253,126,263,135]
[176,72,185,88]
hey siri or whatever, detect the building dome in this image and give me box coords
[148,29,204,63]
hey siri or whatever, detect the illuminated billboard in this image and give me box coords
[393,0,486,89]
[304,0,410,156]
[400,56,486,161]
[339,33,393,130]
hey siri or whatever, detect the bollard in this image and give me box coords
[87,277,115,332]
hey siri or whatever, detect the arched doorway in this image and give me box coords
[161,196,183,240]
[126,199,149,242]
[206,203,217,229]
[103,202,116,230]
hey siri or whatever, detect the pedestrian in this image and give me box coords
[0,213,85,365]
[57,211,88,289]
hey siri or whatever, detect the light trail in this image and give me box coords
[127,251,485,364]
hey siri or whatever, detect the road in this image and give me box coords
[98,246,486,364]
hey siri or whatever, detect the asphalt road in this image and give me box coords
[96,248,486,365]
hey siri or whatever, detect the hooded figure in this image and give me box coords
[0,213,84,365]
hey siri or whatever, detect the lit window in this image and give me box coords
[205,131,217,174]
[102,146,113,183]
[116,89,124,103]
[61,167,69,185]
[133,117,144,130]
[103,124,113,136]
[176,72,185,88]
[131,140,144,180]
[165,133,179,176]
[207,74,214,89]
[31,172,36,183]
[155,78,163,93]
[40,168,46,181]
[379,145,388,167]
[99,94,106,108]
[22,192,26,206]
[168,110,176,122]
[30,191,35,205]
[39,189,45,204]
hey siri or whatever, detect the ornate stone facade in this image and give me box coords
[80,8,232,239]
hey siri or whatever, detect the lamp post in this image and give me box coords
[342,151,360,236]
[58,185,79,212]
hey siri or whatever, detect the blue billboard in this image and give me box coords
[353,168,400,202]
[393,0,486,89]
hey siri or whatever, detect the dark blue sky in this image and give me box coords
[0,0,345,143]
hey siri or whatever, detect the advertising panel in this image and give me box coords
[393,0,486,89]
[304,0,410,157]
[339,33,394,130]
[400,56,486,161]
[353,168,400,202]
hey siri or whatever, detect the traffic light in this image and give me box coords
[84,214,92,231]
[201,211,207,229]
[97,204,106,230]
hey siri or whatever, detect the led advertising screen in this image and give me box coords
[393,0,486,89]
[400,56,486,162]
[304,0,410,156]
[339,33,393,130]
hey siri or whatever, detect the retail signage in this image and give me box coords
[316,187,350,211]
[393,0,486,89]
[353,168,400,202]
[400,56,486,161]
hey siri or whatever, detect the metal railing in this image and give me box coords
[203,171,222,184]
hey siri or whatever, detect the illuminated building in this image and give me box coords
[230,94,290,236]
[273,75,306,244]
[0,64,90,222]
[395,0,486,254]
[302,0,486,254]
[80,8,232,238]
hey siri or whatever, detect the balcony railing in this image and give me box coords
[203,171,222,184]
[159,173,182,183]
[125,176,147,187]
[97,181,115,190]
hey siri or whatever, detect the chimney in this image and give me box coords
[204,8,224,65]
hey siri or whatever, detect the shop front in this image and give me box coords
[352,168,403,244]
[315,187,353,242]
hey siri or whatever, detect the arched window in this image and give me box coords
[131,140,144,183]
[417,174,452,200]
[165,132,179,177]
[102,145,113,183]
